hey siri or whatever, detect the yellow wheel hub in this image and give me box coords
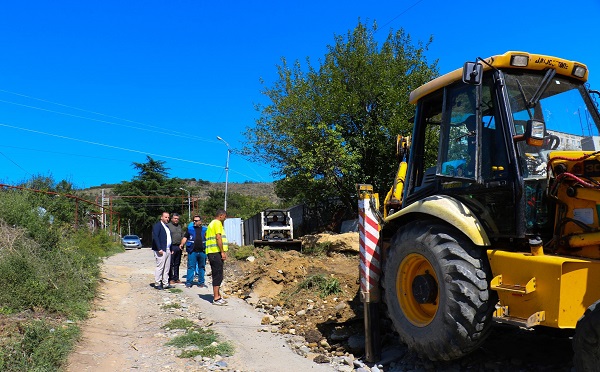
[397,253,439,326]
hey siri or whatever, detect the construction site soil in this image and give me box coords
[225,232,576,371]
[228,233,362,344]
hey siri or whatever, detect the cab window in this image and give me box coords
[439,84,477,179]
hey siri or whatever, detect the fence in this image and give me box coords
[224,218,243,246]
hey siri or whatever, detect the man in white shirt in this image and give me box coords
[151,211,172,290]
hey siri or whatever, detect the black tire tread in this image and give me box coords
[383,219,495,361]
[573,300,600,371]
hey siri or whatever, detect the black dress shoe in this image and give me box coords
[155,284,163,290]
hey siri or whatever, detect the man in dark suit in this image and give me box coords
[152,211,172,290]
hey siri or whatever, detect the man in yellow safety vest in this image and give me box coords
[205,209,228,305]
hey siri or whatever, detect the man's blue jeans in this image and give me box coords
[187,251,206,286]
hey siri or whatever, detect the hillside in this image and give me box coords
[83,181,279,203]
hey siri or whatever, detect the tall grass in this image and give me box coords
[0,189,61,250]
[0,319,80,372]
[166,326,235,358]
[297,274,342,298]
[302,241,331,255]
[277,273,343,306]
[0,228,121,318]
[231,244,255,260]
[0,188,122,369]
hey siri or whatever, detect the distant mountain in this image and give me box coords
[83,181,279,203]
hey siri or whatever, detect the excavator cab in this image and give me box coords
[392,53,600,240]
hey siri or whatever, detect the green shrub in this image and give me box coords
[0,244,98,318]
[0,227,123,319]
[161,303,182,310]
[0,190,61,249]
[231,245,255,260]
[0,186,125,370]
[162,318,195,330]
[0,253,46,310]
[67,229,123,257]
[297,274,342,298]
[166,327,234,358]
[0,319,79,372]
[302,242,331,256]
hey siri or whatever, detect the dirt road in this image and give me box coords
[66,248,335,372]
[65,240,577,371]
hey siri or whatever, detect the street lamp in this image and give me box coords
[216,136,230,211]
[179,187,191,220]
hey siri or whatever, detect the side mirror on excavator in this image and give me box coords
[525,119,546,146]
[462,61,483,85]
[514,119,546,147]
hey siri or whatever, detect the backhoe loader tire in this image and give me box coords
[573,300,600,371]
[383,219,496,361]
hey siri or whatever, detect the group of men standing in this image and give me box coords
[151,209,229,305]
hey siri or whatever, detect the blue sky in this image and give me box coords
[1,0,599,189]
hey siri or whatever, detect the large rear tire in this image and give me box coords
[573,300,600,371]
[383,219,496,361]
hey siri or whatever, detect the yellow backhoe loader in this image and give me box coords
[363,51,600,370]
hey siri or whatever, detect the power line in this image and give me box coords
[0,98,216,144]
[0,88,163,127]
[0,122,221,168]
[0,142,213,174]
[0,143,134,163]
[0,150,31,176]
[0,123,263,182]
[379,0,426,30]
[0,89,264,181]
[0,88,224,144]
[0,142,219,183]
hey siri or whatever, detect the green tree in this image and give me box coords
[19,174,57,191]
[200,190,277,220]
[113,156,186,240]
[20,175,85,225]
[2,175,94,248]
[244,21,438,211]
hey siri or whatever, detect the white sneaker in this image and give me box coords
[212,298,227,306]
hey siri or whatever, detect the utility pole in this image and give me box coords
[101,189,109,230]
[179,188,191,220]
[216,136,230,211]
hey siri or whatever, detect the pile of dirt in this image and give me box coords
[300,232,360,254]
[224,232,364,354]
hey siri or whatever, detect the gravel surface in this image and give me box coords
[65,248,334,372]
